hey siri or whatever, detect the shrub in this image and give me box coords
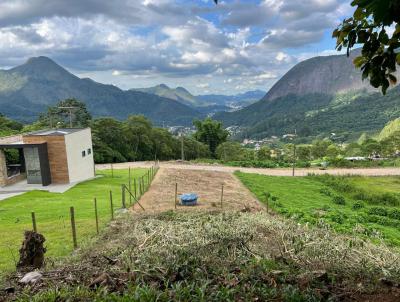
[367,215,400,228]
[332,195,346,205]
[320,188,333,197]
[352,201,365,210]
[321,205,331,211]
[388,209,400,220]
[368,207,388,217]
[329,212,346,224]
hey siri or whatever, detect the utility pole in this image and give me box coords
[292,129,297,177]
[181,132,185,161]
[58,106,78,128]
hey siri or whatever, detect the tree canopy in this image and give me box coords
[333,0,400,94]
[193,117,229,157]
[39,98,92,128]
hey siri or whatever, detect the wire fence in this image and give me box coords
[0,164,159,273]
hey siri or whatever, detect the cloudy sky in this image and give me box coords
[0,0,353,95]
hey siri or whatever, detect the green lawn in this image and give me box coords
[0,168,148,275]
[236,172,400,246]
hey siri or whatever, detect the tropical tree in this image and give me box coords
[333,0,400,94]
[39,98,92,128]
[216,141,247,161]
[310,139,333,159]
[257,146,271,160]
[193,117,229,156]
[0,114,23,136]
[296,144,312,161]
[91,118,127,163]
[123,115,153,161]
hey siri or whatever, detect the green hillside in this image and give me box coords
[215,50,400,141]
[0,57,202,125]
[216,87,400,140]
[132,84,201,107]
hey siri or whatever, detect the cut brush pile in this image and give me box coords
[3,210,400,301]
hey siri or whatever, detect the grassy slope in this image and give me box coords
[236,172,400,246]
[0,168,146,274]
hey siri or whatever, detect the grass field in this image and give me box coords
[0,168,147,275]
[236,172,400,246]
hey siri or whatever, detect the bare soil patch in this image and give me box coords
[132,168,263,213]
[96,161,400,177]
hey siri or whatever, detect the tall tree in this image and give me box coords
[123,115,154,161]
[193,117,229,157]
[91,118,127,163]
[39,99,92,128]
[333,0,400,94]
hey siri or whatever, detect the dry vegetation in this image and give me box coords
[134,168,263,213]
[3,210,400,301]
[3,168,400,301]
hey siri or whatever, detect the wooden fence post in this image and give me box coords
[129,167,132,204]
[94,198,99,234]
[110,190,114,220]
[121,185,126,208]
[31,212,37,233]
[70,207,78,249]
[220,184,224,208]
[264,192,269,213]
[134,178,137,198]
[175,182,178,209]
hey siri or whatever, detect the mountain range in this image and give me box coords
[131,84,264,110]
[215,50,400,141]
[1,53,399,141]
[0,56,204,125]
[0,57,264,125]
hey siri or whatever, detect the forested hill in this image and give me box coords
[0,57,202,125]
[131,84,265,109]
[215,50,400,140]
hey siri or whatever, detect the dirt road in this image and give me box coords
[131,168,263,213]
[97,161,400,177]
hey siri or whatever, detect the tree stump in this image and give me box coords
[17,231,46,270]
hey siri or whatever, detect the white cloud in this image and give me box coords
[0,0,352,94]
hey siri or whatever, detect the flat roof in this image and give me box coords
[25,128,87,136]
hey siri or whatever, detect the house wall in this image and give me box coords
[64,128,95,183]
[23,136,70,184]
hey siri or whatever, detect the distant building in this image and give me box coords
[0,128,95,187]
[282,134,297,139]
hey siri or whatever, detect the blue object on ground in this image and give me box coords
[180,193,198,206]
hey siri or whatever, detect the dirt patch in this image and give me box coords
[131,168,263,213]
[96,161,400,177]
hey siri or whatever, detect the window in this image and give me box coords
[82,150,86,157]
[87,148,92,155]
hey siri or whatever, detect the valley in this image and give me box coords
[1,0,400,300]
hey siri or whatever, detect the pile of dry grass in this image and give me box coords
[4,210,400,301]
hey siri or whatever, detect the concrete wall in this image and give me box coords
[64,128,95,183]
[23,136,70,184]
[0,135,23,144]
[0,150,7,186]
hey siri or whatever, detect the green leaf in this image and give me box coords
[353,56,366,68]
[353,7,365,20]
[396,53,400,65]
